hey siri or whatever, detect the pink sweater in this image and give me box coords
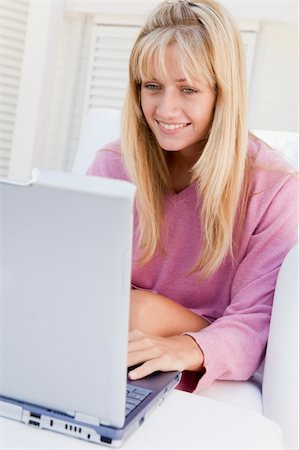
[87,138,298,392]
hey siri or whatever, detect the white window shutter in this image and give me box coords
[65,23,139,170]
[0,0,28,177]
[83,25,139,114]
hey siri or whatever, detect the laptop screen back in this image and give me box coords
[0,170,135,428]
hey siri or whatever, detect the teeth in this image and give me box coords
[159,122,188,130]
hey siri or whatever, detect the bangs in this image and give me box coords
[131,26,216,89]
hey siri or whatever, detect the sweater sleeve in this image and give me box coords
[187,174,298,392]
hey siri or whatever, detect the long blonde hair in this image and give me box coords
[122,0,249,278]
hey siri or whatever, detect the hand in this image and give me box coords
[128,329,205,380]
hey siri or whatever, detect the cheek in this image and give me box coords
[207,105,215,124]
[207,95,216,121]
[198,99,216,125]
[141,93,156,117]
[140,98,156,131]
[140,92,148,112]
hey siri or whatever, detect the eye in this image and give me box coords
[181,87,199,94]
[143,83,162,91]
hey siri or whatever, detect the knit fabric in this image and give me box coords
[87,137,298,391]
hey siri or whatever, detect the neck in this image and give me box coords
[165,152,198,193]
[164,141,207,193]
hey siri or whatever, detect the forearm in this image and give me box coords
[129,289,210,337]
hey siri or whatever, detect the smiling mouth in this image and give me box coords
[156,120,191,130]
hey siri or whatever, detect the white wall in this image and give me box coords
[67,0,298,24]
[222,1,297,25]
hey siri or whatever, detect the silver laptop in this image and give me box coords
[0,169,180,446]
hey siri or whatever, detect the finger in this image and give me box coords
[128,358,163,380]
[128,335,156,353]
[128,353,182,380]
[128,329,145,342]
[127,346,161,368]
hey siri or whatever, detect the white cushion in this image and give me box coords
[72,108,121,175]
[262,244,298,450]
[253,129,298,169]
[198,377,263,414]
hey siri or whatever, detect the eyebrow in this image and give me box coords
[149,77,187,82]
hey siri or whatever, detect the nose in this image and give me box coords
[156,89,180,119]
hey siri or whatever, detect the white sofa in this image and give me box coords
[73,108,298,449]
[200,244,298,450]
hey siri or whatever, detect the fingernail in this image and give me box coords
[129,371,137,380]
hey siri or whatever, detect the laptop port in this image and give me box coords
[29,420,40,427]
[139,416,145,426]
[100,435,112,444]
[30,412,41,419]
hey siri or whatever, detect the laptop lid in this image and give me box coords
[0,169,136,429]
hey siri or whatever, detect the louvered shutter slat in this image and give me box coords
[0,121,14,133]
[0,16,27,33]
[0,33,26,51]
[95,44,132,53]
[0,55,23,70]
[0,45,23,60]
[1,0,27,13]
[0,104,17,115]
[89,97,123,109]
[0,141,11,151]
[0,83,19,96]
[93,57,129,69]
[0,65,21,78]
[0,111,14,122]
[92,68,128,80]
[91,78,127,90]
[0,1,28,177]
[83,25,139,113]
[0,12,27,24]
[90,86,125,99]
[0,77,19,90]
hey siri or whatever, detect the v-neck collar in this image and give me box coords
[168,182,196,200]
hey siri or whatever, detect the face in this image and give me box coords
[140,46,216,157]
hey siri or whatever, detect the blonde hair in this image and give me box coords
[122,0,249,278]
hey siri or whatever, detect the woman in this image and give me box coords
[88,0,297,392]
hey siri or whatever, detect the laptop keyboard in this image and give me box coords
[125,384,152,417]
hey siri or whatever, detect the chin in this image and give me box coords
[154,137,186,152]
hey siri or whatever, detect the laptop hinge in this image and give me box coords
[74,411,100,426]
[0,400,23,421]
